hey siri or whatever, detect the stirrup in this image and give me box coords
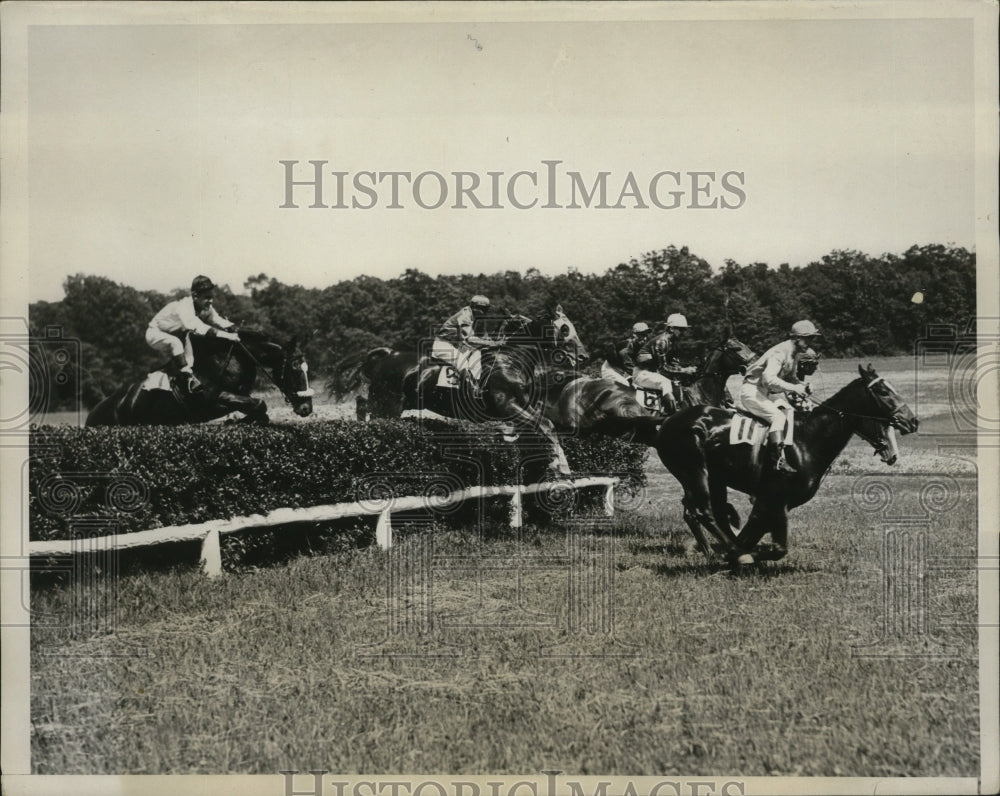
[774,452,797,473]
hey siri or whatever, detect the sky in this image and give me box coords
[20,10,979,302]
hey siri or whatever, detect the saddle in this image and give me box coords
[729,408,795,447]
[633,377,685,416]
[144,358,205,405]
[416,354,470,390]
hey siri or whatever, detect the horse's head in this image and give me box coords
[845,364,918,465]
[705,337,757,377]
[548,305,589,367]
[498,306,588,369]
[277,337,314,417]
[858,364,918,434]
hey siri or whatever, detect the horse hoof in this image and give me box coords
[755,544,787,561]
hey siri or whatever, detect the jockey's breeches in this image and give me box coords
[738,381,787,432]
[431,339,482,380]
[146,327,192,367]
[632,369,674,395]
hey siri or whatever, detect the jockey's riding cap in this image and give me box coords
[470,295,490,308]
[666,313,689,328]
[632,322,650,334]
[191,275,216,295]
[790,320,821,337]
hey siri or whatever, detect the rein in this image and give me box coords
[231,340,311,404]
[807,377,899,431]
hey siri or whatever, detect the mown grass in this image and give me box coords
[30,355,980,775]
[30,468,979,776]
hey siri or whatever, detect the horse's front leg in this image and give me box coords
[736,500,788,561]
[493,395,570,475]
[216,390,269,423]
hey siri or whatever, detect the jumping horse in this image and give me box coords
[85,329,314,426]
[401,308,590,474]
[654,364,918,566]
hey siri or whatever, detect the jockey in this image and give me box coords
[601,321,651,383]
[738,320,821,474]
[633,313,690,412]
[432,295,498,394]
[145,275,240,394]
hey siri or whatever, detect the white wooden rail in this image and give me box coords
[29,476,619,577]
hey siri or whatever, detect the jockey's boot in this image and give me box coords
[767,430,797,474]
[166,354,200,397]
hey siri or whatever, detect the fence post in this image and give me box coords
[603,481,615,517]
[376,509,393,550]
[200,528,222,578]
[509,486,523,529]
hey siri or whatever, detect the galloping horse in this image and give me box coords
[674,337,757,409]
[543,376,663,446]
[86,329,314,426]
[603,336,757,416]
[654,364,918,565]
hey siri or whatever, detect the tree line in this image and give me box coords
[28,243,975,409]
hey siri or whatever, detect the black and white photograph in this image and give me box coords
[1,2,997,795]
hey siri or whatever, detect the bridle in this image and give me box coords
[701,340,755,378]
[811,375,910,434]
[224,339,314,405]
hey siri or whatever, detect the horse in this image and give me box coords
[401,307,590,474]
[675,337,757,409]
[328,346,417,419]
[328,307,590,419]
[85,329,314,426]
[601,336,757,416]
[542,375,663,446]
[653,364,918,566]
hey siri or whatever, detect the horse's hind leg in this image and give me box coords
[681,496,714,559]
[661,433,741,561]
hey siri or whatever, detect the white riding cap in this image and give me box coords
[790,320,821,337]
[470,295,490,308]
[666,313,689,328]
[632,321,650,334]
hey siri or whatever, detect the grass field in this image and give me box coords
[29,356,982,775]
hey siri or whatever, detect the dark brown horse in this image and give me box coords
[654,364,918,566]
[86,330,314,426]
[401,309,590,474]
[603,337,756,417]
[329,346,416,419]
[675,337,757,410]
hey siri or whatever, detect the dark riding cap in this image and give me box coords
[191,275,217,295]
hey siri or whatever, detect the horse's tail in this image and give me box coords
[85,383,134,426]
[360,346,394,380]
[326,347,393,400]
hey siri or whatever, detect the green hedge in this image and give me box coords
[30,420,647,541]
